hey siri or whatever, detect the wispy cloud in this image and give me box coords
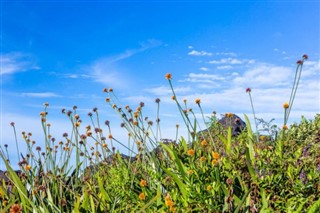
[87,39,162,87]
[0,52,40,75]
[209,57,253,65]
[21,92,60,98]
[188,50,213,56]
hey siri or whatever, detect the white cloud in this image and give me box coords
[188,50,213,56]
[217,65,233,70]
[199,67,209,71]
[145,85,192,96]
[0,52,40,75]
[209,57,249,65]
[21,92,60,98]
[216,52,237,57]
[188,46,193,49]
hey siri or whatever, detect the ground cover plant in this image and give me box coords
[1,54,320,212]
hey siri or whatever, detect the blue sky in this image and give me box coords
[1,1,319,168]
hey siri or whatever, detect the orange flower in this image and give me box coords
[187,149,195,156]
[211,159,218,166]
[108,134,113,139]
[212,151,220,159]
[283,102,289,109]
[171,95,175,100]
[139,192,146,200]
[9,204,22,213]
[201,139,208,146]
[140,179,147,187]
[282,125,288,130]
[165,197,174,207]
[206,185,212,191]
[25,165,31,171]
[200,156,206,162]
[195,98,201,104]
[102,143,108,148]
[165,73,172,80]
[105,98,110,102]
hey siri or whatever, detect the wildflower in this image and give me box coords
[73,105,77,110]
[40,111,46,116]
[112,104,117,109]
[211,159,218,166]
[195,98,201,104]
[133,121,138,126]
[176,124,179,128]
[109,88,113,92]
[74,114,80,120]
[297,60,303,65]
[139,192,146,200]
[103,88,108,93]
[226,113,233,118]
[302,54,308,60]
[200,156,206,162]
[282,125,288,130]
[165,199,174,207]
[140,179,147,187]
[259,135,267,141]
[139,102,145,107]
[283,102,289,109]
[86,131,92,137]
[105,120,110,126]
[183,99,187,103]
[187,149,195,156]
[88,112,93,117]
[25,165,31,171]
[102,143,108,148]
[187,169,193,175]
[108,134,113,139]
[201,139,208,146]
[9,204,22,213]
[75,122,81,127]
[246,87,251,93]
[206,185,212,191]
[155,98,160,103]
[212,151,220,159]
[10,122,15,127]
[169,206,177,213]
[171,95,175,100]
[165,73,172,80]
[105,98,110,102]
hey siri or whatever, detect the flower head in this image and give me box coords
[246,87,251,93]
[9,204,22,213]
[25,165,31,171]
[195,98,201,105]
[139,192,146,200]
[187,149,195,156]
[283,102,289,109]
[297,60,303,65]
[165,73,172,80]
[201,139,208,146]
[140,179,147,187]
[302,54,308,60]
[282,125,288,130]
[212,151,220,159]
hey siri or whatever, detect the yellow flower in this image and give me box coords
[25,165,31,171]
[138,192,146,200]
[212,151,220,159]
[187,149,195,156]
[211,159,218,166]
[187,169,193,175]
[283,102,289,109]
[200,156,206,162]
[206,185,212,191]
[195,98,201,104]
[201,139,208,146]
[140,179,147,187]
[169,206,177,213]
[259,135,267,141]
[102,143,108,148]
[165,73,172,80]
[86,131,92,137]
[282,125,288,130]
[165,199,174,207]
[171,95,175,100]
